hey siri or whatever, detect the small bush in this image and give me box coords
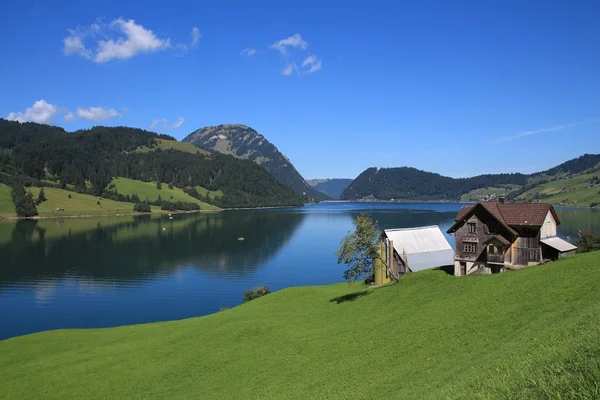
[243,285,271,303]
[576,231,600,253]
[591,202,599,208]
[68,194,72,199]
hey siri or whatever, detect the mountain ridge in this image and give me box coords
[306,178,353,199]
[182,124,329,201]
[341,154,600,206]
[0,119,306,211]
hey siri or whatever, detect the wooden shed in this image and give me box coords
[374,226,454,284]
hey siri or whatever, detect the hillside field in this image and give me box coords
[1,252,599,399]
[135,139,210,156]
[515,172,600,206]
[111,178,219,210]
[0,183,16,217]
[26,187,164,217]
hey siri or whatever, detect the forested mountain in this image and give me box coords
[341,154,600,203]
[340,167,529,201]
[0,119,305,209]
[533,154,600,176]
[183,124,329,201]
[306,178,353,199]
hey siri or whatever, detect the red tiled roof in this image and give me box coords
[454,206,472,221]
[451,202,559,228]
[494,203,558,226]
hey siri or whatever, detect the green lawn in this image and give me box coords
[135,139,210,156]
[0,183,16,218]
[27,187,163,216]
[460,185,521,202]
[111,177,219,210]
[1,252,600,399]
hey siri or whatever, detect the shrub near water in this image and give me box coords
[243,285,271,302]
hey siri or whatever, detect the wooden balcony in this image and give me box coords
[487,253,505,264]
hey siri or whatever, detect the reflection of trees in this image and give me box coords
[0,211,305,287]
[555,208,600,238]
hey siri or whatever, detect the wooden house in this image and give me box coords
[374,226,454,284]
[447,200,577,276]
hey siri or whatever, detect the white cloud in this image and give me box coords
[240,47,256,56]
[172,117,184,128]
[64,112,75,122]
[151,118,167,129]
[269,33,307,55]
[301,55,322,73]
[7,100,59,124]
[63,18,172,63]
[191,27,201,46]
[151,117,185,130]
[281,63,298,76]
[495,123,576,142]
[76,106,121,122]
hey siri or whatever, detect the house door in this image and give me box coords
[460,262,466,276]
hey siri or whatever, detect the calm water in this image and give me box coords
[1,202,598,340]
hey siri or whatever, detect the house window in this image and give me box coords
[463,242,477,253]
[468,223,477,234]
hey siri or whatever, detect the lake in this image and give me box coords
[1,202,599,340]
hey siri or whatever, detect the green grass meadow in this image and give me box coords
[111,177,219,210]
[0,183,16,217]
[518,173,600,207]
[1,252,599,399]
[135,139,210,156]
[26,187,163,217]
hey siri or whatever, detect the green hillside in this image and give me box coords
[1,252,599,399]
[0,183,15,217]
[26,187,163,217]
[513,172,600,207]
[110,177,219,210]
[135,139,210,155]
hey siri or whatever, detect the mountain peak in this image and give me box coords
[183,124,329,201]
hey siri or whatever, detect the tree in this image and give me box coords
[576,230,600,253]
[336,213,381,282]
[36,188,47,205]
[156,180,162,190]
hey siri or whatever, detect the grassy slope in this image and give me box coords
[1,252,600,399]
[460,184,521,202]
[27,187,163,216]
[194,185,223,199]
[135,139,210,156]
[111,178,219,211]
[0,183,16,217]
[517,172,600,206]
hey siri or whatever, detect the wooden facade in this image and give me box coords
[448,201,568,276]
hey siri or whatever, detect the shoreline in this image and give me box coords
[0,208,220,221]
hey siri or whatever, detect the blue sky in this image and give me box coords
[1,0,599,179]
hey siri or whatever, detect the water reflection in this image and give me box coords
[0,203,598,340]
[0,211,307,287]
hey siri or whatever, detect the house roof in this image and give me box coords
[483,235,511,247]
[450,202,560,233]
[540,236,577,252]
[382,226,454,272]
